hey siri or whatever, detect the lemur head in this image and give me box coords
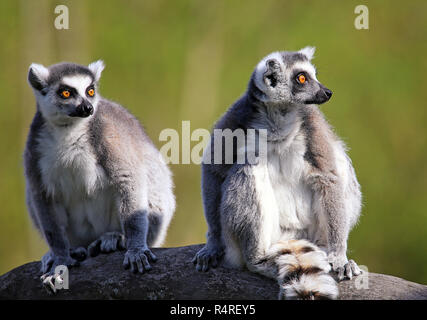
[28,61,105,126]
[253,47,332,106]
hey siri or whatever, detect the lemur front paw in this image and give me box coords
[123,247,157,273]
[327,253,362,281]
[192,243,224,272]
[40,251,79,274]
[40,251,79,294]
[70,247,87,262]
[88,231,126,257]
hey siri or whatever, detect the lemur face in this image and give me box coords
[28,61,104,126]
[254,47,332,106]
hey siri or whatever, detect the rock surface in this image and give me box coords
[1,244,426,300]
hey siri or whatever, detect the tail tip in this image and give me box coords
[279,273,339,300]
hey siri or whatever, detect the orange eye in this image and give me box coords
[61,90,70,98]
[87,88,95,97]
[297,74,306,84]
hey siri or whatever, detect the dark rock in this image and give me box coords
[1,244,426,300]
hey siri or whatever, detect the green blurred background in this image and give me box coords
[0,0,426,284]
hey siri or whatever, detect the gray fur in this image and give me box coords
[25,61,175,283]
[194,47,362,299]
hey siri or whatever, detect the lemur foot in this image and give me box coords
[40,251,79,274]
[70,247,87,262]
[123,247,157,273]
[88,231,126,257]
[327,253,362,281]
[40,251,78,294]
[192,244,224,272]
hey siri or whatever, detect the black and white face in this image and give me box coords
[28,61,104,126]
[254,47,332,106]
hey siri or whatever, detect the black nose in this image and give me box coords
[82,104,94,116]
[304,85,333,105]
[324,88,333,99]
[69,101,94,118]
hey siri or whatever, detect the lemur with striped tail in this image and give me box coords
[193,47,362,299]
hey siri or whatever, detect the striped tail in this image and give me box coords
[273,239,338,300]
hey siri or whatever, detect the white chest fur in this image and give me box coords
[37,121,105,200]
[36,121,120,246]
[252,111,314,244]
[266,132,313,231]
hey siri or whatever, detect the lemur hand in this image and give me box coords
[88,231,126,257]
[327,252,362,281]
[192,242,224,272]
[123,247,157,273]
[40,250,79,275]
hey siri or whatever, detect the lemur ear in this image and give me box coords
[88,60,105,82]
[299,46,316,60]
[263,59,281,88]
[28,63,49,92]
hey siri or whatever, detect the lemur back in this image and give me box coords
[25,61,175,291]
[194,47,362,300]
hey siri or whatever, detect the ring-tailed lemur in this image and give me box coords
[193,47,362,299]
[25,61,175,290]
